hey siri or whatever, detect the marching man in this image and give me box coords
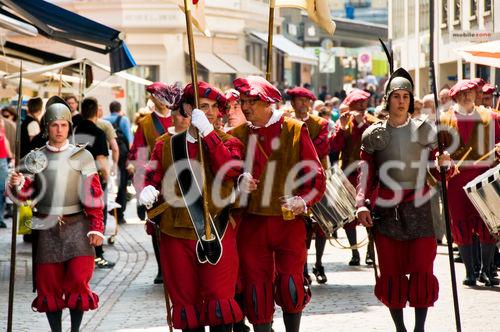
[139,82,244,332]
[287,86,330,284]
[9,96,104,332]
[231,76,326,332]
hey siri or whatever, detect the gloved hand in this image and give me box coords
[238,172,259,194]
[139,185,159,209]
[191,108,214,137]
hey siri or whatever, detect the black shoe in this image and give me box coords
[117,218,127,225]
[312,265,327,284]
[462,276,476,286]
[95,257,116,269]
[303,272,312,285]
[478,272,499,286]
[154,272,163,284]
[0,221,6,228]
[233,320,251,332]
[365,255,374,266]
[349,256,360,266]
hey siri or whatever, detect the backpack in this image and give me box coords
[112,116,130,163]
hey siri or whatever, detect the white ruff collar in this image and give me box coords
[248,109,283,129]
[453,104,475,116]
[46,140,70,152]
[154,109,171,118]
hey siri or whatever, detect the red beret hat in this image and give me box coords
[184,81,227,113]
[286,87,316,101]
[343,88,370,106]
[233,76,282,103]
[472,78,486,88]
[482,83,496,94]
[449,80,478,99]
[146,82,183,109]
[225,89,240,102]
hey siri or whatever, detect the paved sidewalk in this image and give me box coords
[1,202,499,331]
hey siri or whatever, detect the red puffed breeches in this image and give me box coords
[32,256,98,312]
[237,214,310,324]
[447,168,497,245]
[159,225,242,329]
[374,233,439,309]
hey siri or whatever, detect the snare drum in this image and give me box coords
[463,163,500,235]
[310,165,357,235]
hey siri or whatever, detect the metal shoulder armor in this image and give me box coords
[68,144,97,176]
[361,121,390,154]
[23,147,48,174]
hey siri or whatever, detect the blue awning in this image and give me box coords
[0,0,136,73]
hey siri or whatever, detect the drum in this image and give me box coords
[310,165,357,235]
[463,163,500,235]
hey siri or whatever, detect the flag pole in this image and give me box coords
[7,61,22,332]
[266,0,275,81]
[182,0,212,241]
[429,1,461,331]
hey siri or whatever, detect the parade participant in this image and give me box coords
[356,68,452,332]
[128,82,175,283]
[472,78,486,107]
[330,88,376,266]
[232,76,326,332]
[224,89,246,132]
[139,81,244,332]
[481,83,496,109]
[440,79,500,287]
[287,86,330,284]
[8,96,104,332]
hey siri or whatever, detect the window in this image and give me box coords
[453,0,461,25]
[420,0,430,31]
[126,65,160,115]
[484,0,491,15]
[441,0,448,28]
[393,0,405,38]
[408,0,415,34]
[469,0,477,21]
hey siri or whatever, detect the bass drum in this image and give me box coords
[463,163,500,236]
[310,165,357,236]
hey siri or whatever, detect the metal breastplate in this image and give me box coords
[35,147,83,215]
[374,121,432,190]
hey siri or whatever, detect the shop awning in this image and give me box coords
[216,53,263,75]
[188,51,236,74]
[0,0,136,73]
[251,31,318,65]
[456,41,500,68]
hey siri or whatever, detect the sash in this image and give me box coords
[170,131,227,264]
[151,112,167,136]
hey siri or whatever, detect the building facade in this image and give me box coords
[389,0,499,98]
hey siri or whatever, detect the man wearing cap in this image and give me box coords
[139,81,244,332]
[9,96,104,332]
[287,86,330,284]
[224,89,246,132]
[356,68,452,332]
[128,82,176,283]
[330,88,377,266]
[440,79,500,287]
[481,83,497,110]
[231,76,326,332]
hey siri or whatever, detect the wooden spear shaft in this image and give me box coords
[183,0,212,240]
[266,0,275,81]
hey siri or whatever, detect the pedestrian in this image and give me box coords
[356,68,452,332]
[74,97,114,269]
[231,76,326,332]
[139,81,244,331]
[64,95,82,128]
[8,96,105,332]
[330,88,377,266]
[1,106,17,122]
[0,116,12,228]
[96,104,119,178]
[440,79,500,286]
[20,97,44,158]
[287,86,330,284]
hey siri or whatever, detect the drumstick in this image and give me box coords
[455,147,473,169]
[473,147,497,165]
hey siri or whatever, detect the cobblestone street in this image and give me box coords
[1,201,499,332]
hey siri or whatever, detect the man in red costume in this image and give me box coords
[128,82,177,284]
[330,88,377,266]
[9,96,104,332]
[139,81,244,332]
[356,68,452,332]
[481,83,497,110]
[287,86,330,284]
[440,79,500,286]
[231,76,326,332]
